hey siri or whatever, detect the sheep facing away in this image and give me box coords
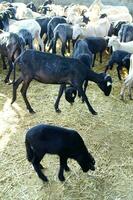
[0,31,24,83]
[25,124,95,182]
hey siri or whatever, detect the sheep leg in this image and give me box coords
[4,60,13,83]
[128,86,133,100]
[11,77,23,104]
[77,86,97,115]
[92,54,96,67]
[1,55,7,70]
[39,163,44,169]
[67,40,71,53]
[58,156,67,181]
[38,37,44,52]
[104,64,111,73]
[32,162,48,182]
[47,39,56,53]
[29,39,34,49]
[81,80,88,103]
[52,39,57,54]
[31,153,44,170]
[120,83,126,100]
[117,65,122,80]
[64,159,70,172]
[20,81,35,113]
[61,43,66,56]
[100,52,102,63]
[54,84,66,113]
[43,36,48,51]
[30,151,47,181]
[72,39,76,48]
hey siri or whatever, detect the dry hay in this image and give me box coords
[0,48,133,200]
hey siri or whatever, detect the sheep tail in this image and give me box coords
[25,138,33,162]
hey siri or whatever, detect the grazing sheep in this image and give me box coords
[11,50,112,115]
[72,39,94,97]
[105,50,131,80]
[25,124,95,182]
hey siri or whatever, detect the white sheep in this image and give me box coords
[108,36,133,53]
[72,17,111,39]
[87,0,132,23]
[120,54,133,100]
[15,6,41,20]
[107,13,132,23]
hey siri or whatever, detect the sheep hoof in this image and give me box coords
[91,110,98,115]
[41,176,48,182]
[129,95,133,100]
[56,108,61,113]
[120,95,124,101]
[59,175,65,182]
[11,99,16,104]
[4,79,9,84]
[43,177,48,182]
[29,109,36,114]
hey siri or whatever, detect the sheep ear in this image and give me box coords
[107,81,112,87]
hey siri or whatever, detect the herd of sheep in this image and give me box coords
[0,0,133,182]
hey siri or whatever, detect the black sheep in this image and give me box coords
[73,39,93,69]
[48,23,75,56]
[0,31,24,83]
[35,17,51,50]
[105,50,131,80]
[11,50,112,115]
[84,37,107,67]
[47,16,67,48]
[25,124,95,182]
[72,39,94,99]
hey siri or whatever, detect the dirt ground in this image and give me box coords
[0,49,133,200]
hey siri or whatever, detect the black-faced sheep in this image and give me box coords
[11,50,112,115]
[25,124,95,182]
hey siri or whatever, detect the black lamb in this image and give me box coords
[25,124,95,182]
